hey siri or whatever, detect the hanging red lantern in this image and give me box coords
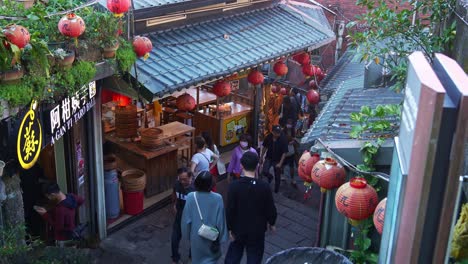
[315,67,323,78]
[294,53,310,65]
[335,177,378,226]
[298,152,320,183]
[298,151,312,182]
[107,0,131,17]
[3,25,30,49]
[309,79,317,90]
[279,87,288,96]
[176,93,196,111]
[212,80,231,97]
[302,64,314,77]
[306,89,320,105]
[133,36,153,59]
[273,62,288,76]
[58,13,85,38]
[373,198,387,235]
[247,70,264,85]
[271,85,280,94]
[311,157,346,193]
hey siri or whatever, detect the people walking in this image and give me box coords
[171,167,195,264]
[181,171,228,264]
[225,152,277,264]
[283,119,299,187]
[191,136,220,178]
[201,131,225,192]
[227,134,257,181]
[260,125,289,193]
[34,183,84,247]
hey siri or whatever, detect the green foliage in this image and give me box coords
[87,12,121,48]
[116,39,137,72]
[349,220,379,264]
[349,104,401,139]
[52,61,96,94]
[348,0,457,91]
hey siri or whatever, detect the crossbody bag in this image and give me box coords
[194,192,219,241]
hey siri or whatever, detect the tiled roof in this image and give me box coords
[133,4,335,100]
[300,51,403,145]
[132,0,190,10]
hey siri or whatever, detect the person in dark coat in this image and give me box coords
[171,167,194,264]
[34,183,84,247]
[225,152,277,264]
[260,125,289,193]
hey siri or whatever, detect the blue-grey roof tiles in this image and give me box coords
[301,51,403,145]
[133,4,335,98]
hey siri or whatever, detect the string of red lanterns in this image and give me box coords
[176,93,196,111]
[133,36,153,60]
[212,80,232,97]
[311,157,347,193]
[247,70,264,85]
[273,61,288,76]
[3,24,30,49]
[107,0,131,18]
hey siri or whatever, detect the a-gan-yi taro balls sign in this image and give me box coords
[49,81,96,143]
[17,101,42,170]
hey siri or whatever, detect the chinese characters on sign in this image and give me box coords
[49,81,96,144]
[17,101,42,169]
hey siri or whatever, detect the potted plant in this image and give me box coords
[0,33,24,83]
[53,48,75,69]
[116,39,137,72]
[94,13,120,59]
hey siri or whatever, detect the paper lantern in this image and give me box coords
[3,25,30,49]
[247,70,264,85]
[298,151,320,183]
[300,153,320,183]
[306,89,320,105]
[133,36,153,58]
[309,79,317,90]
[213,80,231,97]
[271,85,280,94]
[107,0,131,17]
[373,198,387,234]
[273,62,288,76]
[279,87,288,96]
[58,13,85,38]
[335,177,378,226]
[311,157,346,193]
[176,94,196,111]
[294,53,310,65]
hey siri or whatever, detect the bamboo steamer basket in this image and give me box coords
[121,169,146,192]
[140,128,164,149]
[115,105,138,138]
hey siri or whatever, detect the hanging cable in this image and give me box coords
[315,138,390,182]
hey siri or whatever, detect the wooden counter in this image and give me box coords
[105,133,179,197]
[194,102,252,147]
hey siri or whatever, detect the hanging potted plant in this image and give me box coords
[53,48,75,69]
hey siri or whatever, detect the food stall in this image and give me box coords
[194,102,252,147]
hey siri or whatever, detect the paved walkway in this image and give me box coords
[91,174,322,264]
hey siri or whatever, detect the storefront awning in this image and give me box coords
[132,3,335,101]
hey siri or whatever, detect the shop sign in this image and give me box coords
[221,114,250,146]
[49,81,96,144]
[17,101,42,170]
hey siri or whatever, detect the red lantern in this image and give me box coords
[306,89,320,105]
[273,62,288,76]
[279,87,288,96]
[271,85,280,94]
[298,151,312,182]
[212,80,231,97]
[58,13,85,38]
[247,70,264,85]
[176,94,196,111]
[133,36,153,58]
[294,53,310,65]
[311,157,346,193]
[302,64,314,77]
[298,152,320,183]
[3,25,30,49]
[373,198,386,234]
[309,79,317,90]
[107,0,131,17]
[335,177,378,226]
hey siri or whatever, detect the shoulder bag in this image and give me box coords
[194,192,219,241]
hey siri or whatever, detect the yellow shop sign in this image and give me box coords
[17,101,42,169]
